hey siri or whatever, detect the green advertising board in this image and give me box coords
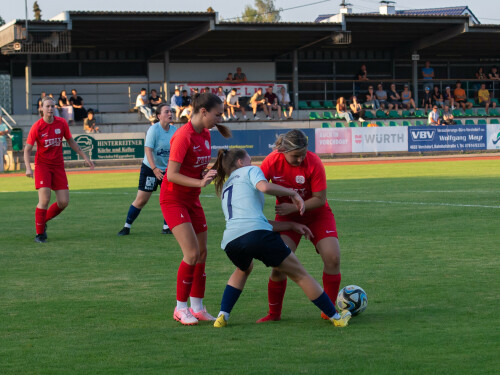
[63,133,145,160]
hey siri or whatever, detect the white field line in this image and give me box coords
[327,197,500,209]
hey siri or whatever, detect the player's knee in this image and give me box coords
[58,199,69,209]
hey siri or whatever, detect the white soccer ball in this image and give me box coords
[336,285,368,316]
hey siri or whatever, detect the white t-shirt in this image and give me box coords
[136,94,147,107]
[277,92,290,104]
[217,92,226,103]
[227,93,239,105]
[428,110,440,125]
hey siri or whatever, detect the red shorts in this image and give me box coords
[34,163,68,190]
[160,194,207,234]
[275,207,338,247]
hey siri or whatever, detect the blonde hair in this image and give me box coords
[274,129,308,153]
[212,148,247,197]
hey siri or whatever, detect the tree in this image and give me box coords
[239,0,281,23]
[0,15,5,27]
[33,1,42,20]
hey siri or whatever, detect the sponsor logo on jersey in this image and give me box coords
[296,175,305,184]
[326,230,336,233]
[194,155,211,167]
[273,176,284,181]
[193,145,201,151]
[41,132,48,138]
[55,128,61,134]
[44,137,62,147]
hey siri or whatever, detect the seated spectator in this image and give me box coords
[336,97,354,122]
[58,90,75,124]
[442,105,455,125]
[476,67,487,80]
[216,86,228,121]
[69,89,87,121]
[200,88,206,94]
[136,88,155,123]
[250,88,270,120]
[357,64,368,81]
[180,103,193,122]
[38,92,46,115]
[349,95,365,122]
[375,84,393,110]
[83,109,100,133]
[226,88,247,120]
[365,85,380,110]
[233,67,247,82]
[422,87,433,111]
[192,88,199,94]
[443,86,455,109]
[453,81,473,110]
[432,86,444,108]
[204,86,211,94]
[387,83,402,110]
[264,86,281,120]
[0,114,9,168]
[477,83,497,111]
[224,73,233,81]
[428,105,444,126]
[277,87,293,119]
[170,88,183,120]
[488,66,500,80]
[401,84,417,110]
[149,89,162,112]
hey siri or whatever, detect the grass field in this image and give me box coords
[1,158,499,375]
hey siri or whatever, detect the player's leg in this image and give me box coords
[35,187,51,242]
[118,190,152,235]
[46,188,69,222]
[316,237,342,319]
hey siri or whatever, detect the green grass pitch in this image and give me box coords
[1,158,499,374]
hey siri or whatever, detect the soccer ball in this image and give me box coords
[336,285,368,316]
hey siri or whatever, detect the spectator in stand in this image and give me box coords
[476,67,487,80]
[356,64,368,81]
[226,88,247,120]
[38,92,46,115]
[443,86,455,109]
[233,67,247,82]
[216,86,228,121]
[0,114,9,168]
[250,88,270,120]
[264,86,281,120]
[442,105,455,125]
[180,103,193,122]
[199,88,206,94]
[432,86,444,108]
[454,81,473,110]
[488,66,500,80]
[428,105,444,126]
[401,84,417,110]
[69,89,87,121]
[170,88,183,121]
[375,83,392,110]
[349,95,365,122]
[204,86,211,94]
[365,85,380,110]
[136,88,155,124]
[277,87,294,120]
[58,90,75,125]
[422,87,433,111]
[181,90,192,108]
[224,73,233,81]
[149,89,162,112]
[387,83,402,110]
[83,109,100,133]
[477,83,497,112]
[336,97,354,122]
[421,61,435,86]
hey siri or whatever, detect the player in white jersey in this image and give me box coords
[210,148,351,328]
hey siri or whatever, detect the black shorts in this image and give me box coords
[224,230,291,271]
[138,163,162,192]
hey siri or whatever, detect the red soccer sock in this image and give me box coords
[176,261,196,302]
[189,262,206,298]
[268,278,287,316]
[35,208,47,235]
[323,272,341,306]
[46,202,64,222]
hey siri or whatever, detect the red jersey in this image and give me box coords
[26,117,72,167]
[260,150,329,213]
[162,121,211,196]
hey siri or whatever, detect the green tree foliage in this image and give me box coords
[0,15,5,26]
[239,0,281,22]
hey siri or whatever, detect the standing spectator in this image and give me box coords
[58,90,75,124]
[387,83,402,110]
[83,109,100,133]
[277,87,294,120]
[170,88,183,121]
[149,89,162,112]
[336,97,354,122]
[453,81,473,110]
[401,84,417,110]
[443,86,455,109]
[432,86,444,108]
[224,73,233,81]
[477,83,497,112]
[365,85,380,110]
[422,87,433,111]
[427,105,444,126]
[226,88,247,120]
[264,86,281,120]
[136,88,155,123]
[69,89,87,121]
[233,67,247,82]
[0,114,9,169]
[488,66,500,80]
[442,105,455,125]
[356,64,368,81]
[216,86,228,121]
[349,95,365,122]
[375,84,392,110]
[421,61,435,84]
[250,88,270,120]
[476,67,487,80]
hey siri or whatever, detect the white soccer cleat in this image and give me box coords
[173,307,198,325]
[189,306,216,321]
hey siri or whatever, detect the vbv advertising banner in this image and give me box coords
[352,127,407,153]
[408,125,487,152]
[486,124,500,150]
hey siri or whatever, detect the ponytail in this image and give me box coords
[192,92,232,139]
[212,148,248,197]
[215,124,232,139]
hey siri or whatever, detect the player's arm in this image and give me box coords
[24,143,34,178]
[145,146,163,180]
[256,180,305,215]
[66,137,95,169]
[275,189,326,216]
[268,220,313,240]
[167,160,216,188]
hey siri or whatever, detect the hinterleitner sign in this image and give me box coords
[408,125,487,152]
[63,133,145,160]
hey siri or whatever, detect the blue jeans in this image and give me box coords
[138,105,153,119]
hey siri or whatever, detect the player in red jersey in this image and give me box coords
[160,93,231,325]
[257,129,343,322]
[24,96,94,243]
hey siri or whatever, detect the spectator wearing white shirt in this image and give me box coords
[427,105,444,126]
[226,88,247,120]
[277,87,294,119]
[136,88,155,123]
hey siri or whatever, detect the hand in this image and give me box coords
[200,169,217,187]
[289,222,314,241]
[26,166,33,178]
[275,203,298,216]
[153,168,164,181]
[85,159,95,170]
[290,192,305,215]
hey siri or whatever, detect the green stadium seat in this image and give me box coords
[364,110,375,119]
[491,98,499,106]
[467,98,479,107]
[465,119,475,125]
[321,122,332,128]
[362,121,369,127]
[415,120,424,126]
[335,122,345,128]
[402,110,412,118]
[402,120,412,126]
[490,119,500,124]
[323,112,335,120]
[454,119,462,125]
[299,101,311,110]
[309,112,320,120]
[414,109,426,118]
[464,109,474,117]
[310,100,322,109]
[348,121,358,127]
[323,100,335,109]
[389,110,399,118]
[376,110,388,118]
[477,108,487,117]
[376,121,385,127]
[488,108,499,117]
[452,109,463,117]
[477,119,487,125]
[389,121,398,127]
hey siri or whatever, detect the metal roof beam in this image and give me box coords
[152,20,214,55]
[411,22,468,52]
[345,16,467,25]
[214,24,341,33]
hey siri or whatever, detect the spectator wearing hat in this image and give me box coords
[401,85,417,110]
[443,86,455,109]
[422,86,433,111]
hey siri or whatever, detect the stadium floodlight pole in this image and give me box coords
[25,0,32,113]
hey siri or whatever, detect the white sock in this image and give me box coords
[190,297,203,313]
[124,223,131,228]
[218,311,230,320]
[163,224,169,230]
[332,312,341,320]
[176,300,188,310]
